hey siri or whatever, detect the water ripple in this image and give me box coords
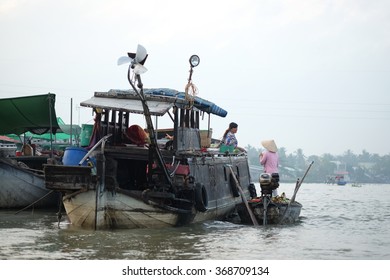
[1,183,390,259]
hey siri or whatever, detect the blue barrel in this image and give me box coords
[62,147,88,166]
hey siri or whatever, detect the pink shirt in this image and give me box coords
[260,151,279,173]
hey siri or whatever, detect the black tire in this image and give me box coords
[194,183,208,212]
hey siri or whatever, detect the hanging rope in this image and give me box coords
[56,192,63,229]
[184,81,198,109]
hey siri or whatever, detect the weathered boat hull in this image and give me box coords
[45,151,251,229]
[61,189,242,229]
[237,200,302,225]
[63,191,181,229]
[0,158,58,209]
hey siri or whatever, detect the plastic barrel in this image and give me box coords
[62,147,88,166]
[80,124,93,147]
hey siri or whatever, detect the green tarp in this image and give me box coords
[0,93,60,135]
[19,117,81,141]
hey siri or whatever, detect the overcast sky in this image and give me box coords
[1,0,389,156]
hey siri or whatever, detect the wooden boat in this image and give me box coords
[0,94,61,209]
[237,161,313,225]
[43,47,255,230]
[236,194,302,225]
[325,162,349,185]
[325,173,348,185]
[0,156,58,208]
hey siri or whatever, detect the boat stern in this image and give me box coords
[44,164,95,191]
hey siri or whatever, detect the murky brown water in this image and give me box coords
[1,183,390,260]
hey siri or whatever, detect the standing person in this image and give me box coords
[260,139,279,196]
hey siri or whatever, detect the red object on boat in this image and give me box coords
[126,125,149,145]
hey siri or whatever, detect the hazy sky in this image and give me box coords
[1,0,389,156]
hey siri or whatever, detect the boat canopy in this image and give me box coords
[80,88,228,117]
[0,93,60,135]
[6,117,80,142]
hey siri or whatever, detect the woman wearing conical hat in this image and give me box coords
[260,139,279,195]
[260,140,278,172]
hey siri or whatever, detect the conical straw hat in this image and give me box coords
[261,139,278,152]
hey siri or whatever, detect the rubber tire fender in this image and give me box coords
[194,183,208,212]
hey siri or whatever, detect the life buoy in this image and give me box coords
[194,183,208,212]
[229,173,240,197]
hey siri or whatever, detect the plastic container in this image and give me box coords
[219,144,234,153]
[62,147,88,166]
[80,124,93,147]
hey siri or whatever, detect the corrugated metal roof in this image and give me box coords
[80,88,228,117]
[80,96,173,116]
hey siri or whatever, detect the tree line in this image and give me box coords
[245,145,390,184]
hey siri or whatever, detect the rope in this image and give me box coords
[14,190,55,215]
[169,161,181,177]
[184,82,198,109]
[57,192,63,228]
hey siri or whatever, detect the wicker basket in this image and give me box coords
[199,129,212,148]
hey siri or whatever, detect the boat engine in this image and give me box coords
[259,173,279,196]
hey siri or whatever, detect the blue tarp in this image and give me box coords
[144,88,228,117]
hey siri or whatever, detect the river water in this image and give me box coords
[1,183,389,261]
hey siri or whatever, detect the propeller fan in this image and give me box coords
[117,44,148,74]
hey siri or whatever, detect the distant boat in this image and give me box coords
[0,94,61,209]
[0,137,18,157]
[335,175,347,185]
[326,172,349,185]
[325,161,349,185]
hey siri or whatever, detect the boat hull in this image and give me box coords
[45,153,251,229]
[61,190,242,230]
[237,199,302,225]
[0,158,58,209]
[63,191,181,229]
[337,181,347,185]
